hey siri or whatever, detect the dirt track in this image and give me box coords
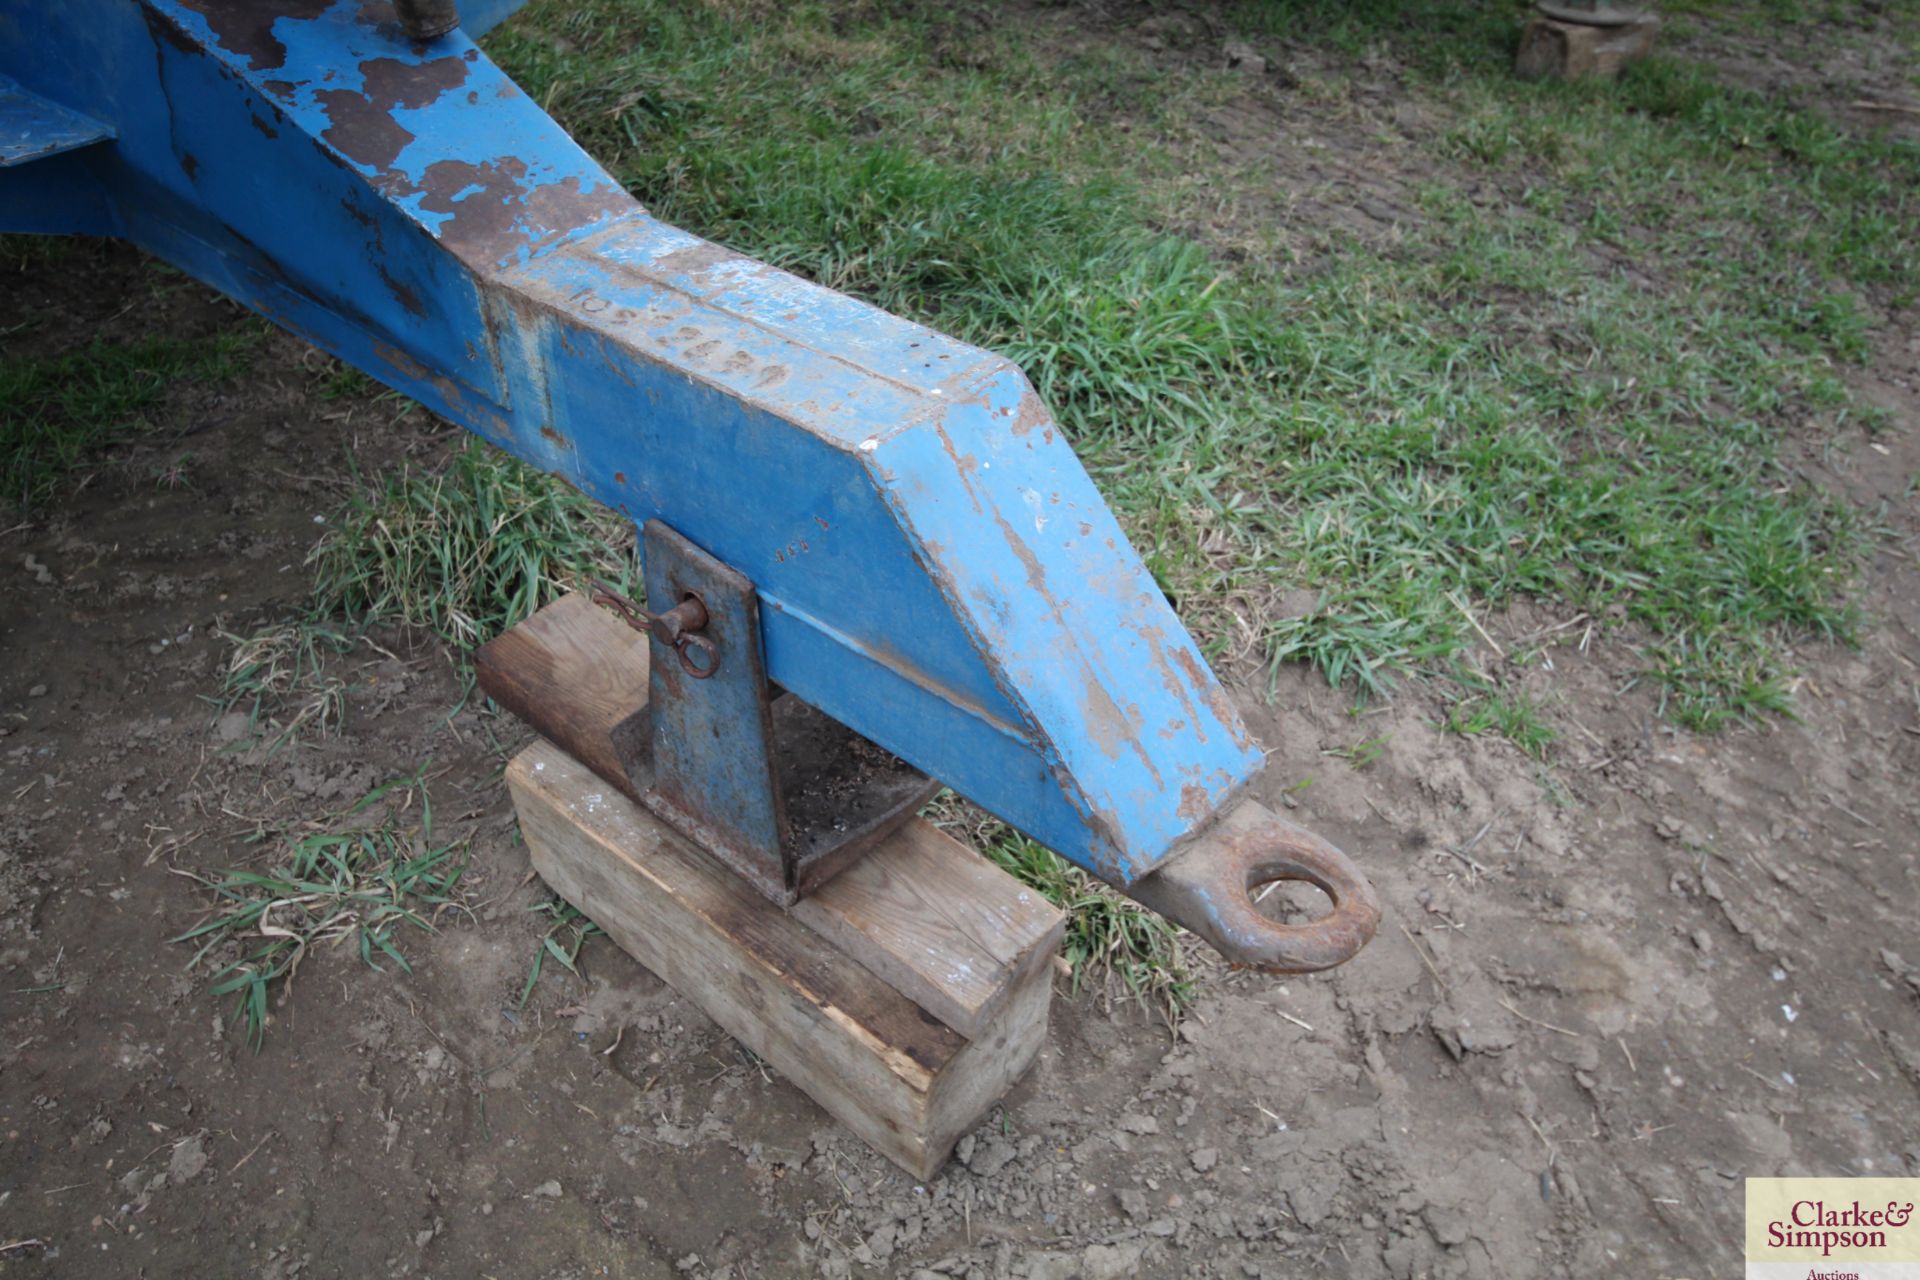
[3,9,1919,1280]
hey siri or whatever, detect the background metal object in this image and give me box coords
[0,0,1376,970]
[1535,0,1646,27]
[393,0,459,42]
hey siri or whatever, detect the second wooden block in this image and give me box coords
[507,740,1063,1180]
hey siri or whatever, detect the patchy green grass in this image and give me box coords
[211,620,359,751]
[484,0,1911,736]
[1324,732,1393,771]
[1443,683,1560,760]
[173,769,471,1048]
[1,330,262,509]
[519,895,604,1009]
[307,440,632,652]
[216,439,632,744]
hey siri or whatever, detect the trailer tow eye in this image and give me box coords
[1129,802,1381,974]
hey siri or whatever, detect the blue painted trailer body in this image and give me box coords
[0,0,1264,887]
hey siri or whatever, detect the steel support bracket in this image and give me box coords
[633,521,939,905]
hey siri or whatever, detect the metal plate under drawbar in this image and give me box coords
[771,694,941,899]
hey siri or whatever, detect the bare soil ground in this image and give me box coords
[3,8,1918,1280]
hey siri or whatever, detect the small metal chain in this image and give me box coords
[591,580,719,679]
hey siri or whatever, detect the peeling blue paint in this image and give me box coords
[0,0,1265,886]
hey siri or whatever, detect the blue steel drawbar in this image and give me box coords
[0,0,1378,972]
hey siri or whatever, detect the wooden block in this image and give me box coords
[480,594,1063,1039]
[507,740,1060,1180]
[1515,14,1658,82]
[476,592,650,802]
[793,821,1062,1039]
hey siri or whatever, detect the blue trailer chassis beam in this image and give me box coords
[0,0,1378,971]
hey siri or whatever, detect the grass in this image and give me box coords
[1443,684,1560,761]
[173,769,471,1048]
[1324,733,1393,771]
[211,621,359,751]
[519,896,604,1008]
[306,441,632,652]
[1,329,262,509]
[215,439,632,746]
[481,0,1910,739]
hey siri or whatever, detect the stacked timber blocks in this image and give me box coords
[1515,12,1659,82]
[485,596,1064,1180]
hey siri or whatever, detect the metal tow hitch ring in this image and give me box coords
[592,581,719,680]
[1129,801,1381,974]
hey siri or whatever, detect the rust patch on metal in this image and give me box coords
[1077,667,1161,790]
[986,505,1051,604]
[319,56,467,172]
[1169,646,1254,750]
[176,0,332,72]
[369,339,510,437]
[415,158,628,266]
[416,157,531,253]
[292,46,622,269]
[1129,803,1379,974]
[1077,669,1130,762]
[1139,625,1205,746]
[377,265,425,317]
[539,424,570,448]
[1011,391,1050,439]
[361,54,469,109]
[654,242,739,276]
[371,339,428,379]
[318,87,415,170]
[931,424,985,513]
